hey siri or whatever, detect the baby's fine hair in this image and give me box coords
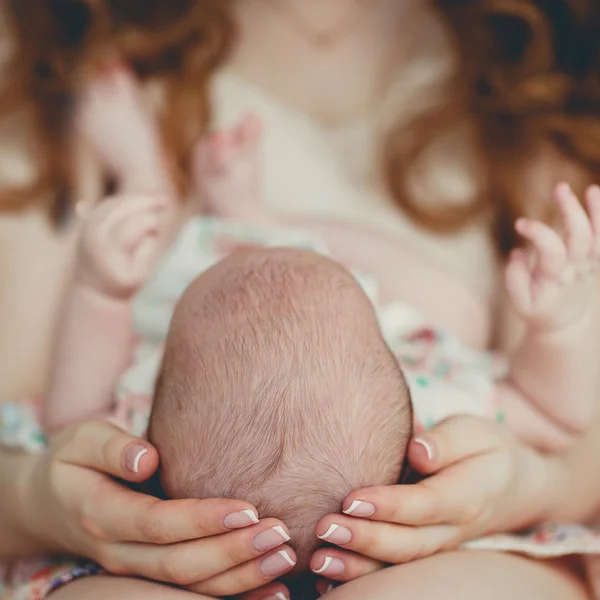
[148,248,412,569]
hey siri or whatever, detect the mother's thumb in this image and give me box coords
[408,416,502,475]
[54,419,158,482]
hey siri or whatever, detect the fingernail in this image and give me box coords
[317,524,352,545]
[260,550,296,576]
[263,594,288,600]
[223,509,259,529]
[313,556,346,576]
[413,437,435,461]
[254,525,291,552]
[327,583,334,593]
[343,500,375,517]
[125,444,148,473]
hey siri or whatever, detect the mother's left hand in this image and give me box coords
[308,415,564,586]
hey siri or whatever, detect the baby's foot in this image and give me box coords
[77,193,167,299]
[77,64,171,193]
[505,183,600,331]
[193,114,270,222]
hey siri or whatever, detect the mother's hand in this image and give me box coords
[21,420,296,596]
[309,416,564,585]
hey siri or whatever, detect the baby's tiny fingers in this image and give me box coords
[585,185,600,257]
[515,218,566,280]
[95,194,165,238]
[311,549,383,583]
[114,213,160,251]
[130,236,161,284]
[210,130,235,172]
[555,183,593,261]
[505,248,533,315]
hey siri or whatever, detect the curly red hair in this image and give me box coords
[1,0,599,254]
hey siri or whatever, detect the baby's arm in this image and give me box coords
[498,183,600,449]
[43,194,165,432]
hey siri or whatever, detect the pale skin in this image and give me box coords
[43,90,600,600]
[1,1,600,599]
[194,115,600,452]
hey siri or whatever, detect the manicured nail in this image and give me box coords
[254,525,291,552]
[125,444,148,473]
[343,500,375,517]
[223,509,259,529]
[260,550,296,576]
[326,583,334,593]
[263,594,288,600]
[313,556,346,576]
[317,524,352,545]
[413,437,435,461]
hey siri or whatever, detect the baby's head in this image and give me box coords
[148,248,412,571]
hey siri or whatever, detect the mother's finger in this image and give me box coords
[107,520,292,587]
[315,518,459,564]
[310,548,383,582]
[407,416,504,474]
[190,546,297,597]
[239,582,290,600]
[53,420,157,482]
[98,495,260,543]
[340,453,499,528]
[66,470,258,544]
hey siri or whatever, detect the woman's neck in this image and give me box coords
[230,0,437,126]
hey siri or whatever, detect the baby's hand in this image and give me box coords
[77,194,166,299]
[505,183,600,331]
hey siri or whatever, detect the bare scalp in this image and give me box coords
[149,248,412,568]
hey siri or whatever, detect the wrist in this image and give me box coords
[1,451,51,557]
[527,310,597,340]
[70,280,134,311]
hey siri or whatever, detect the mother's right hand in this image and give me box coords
[22,420,296,596]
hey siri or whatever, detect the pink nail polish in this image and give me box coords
[223,509,259,529]
[125,444,148,473]
[254,526,291,552]
[317,524,352,545]
[313,556,346,576]
[343,500,376,517]
[413,437,435,461]
[260,550,296,577]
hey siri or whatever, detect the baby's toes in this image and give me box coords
[237,114,262,147]
[210,130,235,172]
[555,182,593,261]
[192,137,214,180]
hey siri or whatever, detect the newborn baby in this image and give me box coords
[147,248,412,570]
[38,179,600,588]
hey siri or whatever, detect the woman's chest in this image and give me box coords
[211,72,501,346]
